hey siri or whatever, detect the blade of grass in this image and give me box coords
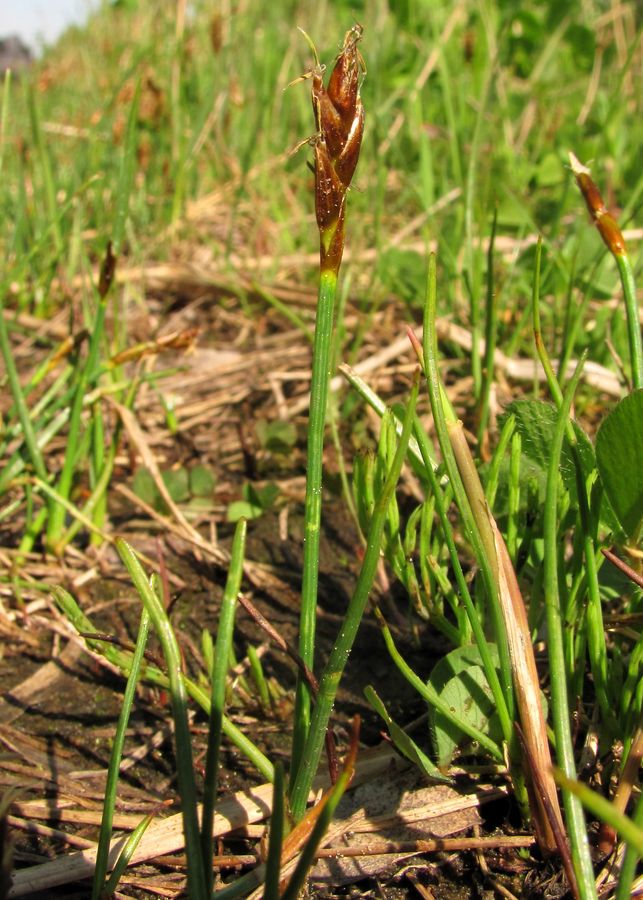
[289,373,420,819]
[420,253,514,741]
[27,83,63,254]
[0,69,10,178]
[542,354,598,899]
[92,608,151,900]
[53,586,274,782]
[553,769,643,859]
[102,814,154,896]
[201,517,246,894]
[476,207,499,448]
[263,763,286,900]
[116,539,208,898]
[532,237,616,735]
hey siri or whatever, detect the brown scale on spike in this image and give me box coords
[309,25,365,273]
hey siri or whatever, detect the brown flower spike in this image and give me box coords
[569,152,626,256]
[310,26,365,274]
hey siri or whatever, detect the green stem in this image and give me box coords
[46,299,108,548]
[0,303,49,486]
[290,267,337,790]
[375,608,503,760]
[116,540,209,898]
[422,254,514,740]
[263,764,285,900]
[53,586,274,781]
[615,252,642,390]
[532,238,615,733]
[289,377,420,820]
[201,518,246,894]
[476,207,499,446]
[543,356,598,899]
[92,609,150,900]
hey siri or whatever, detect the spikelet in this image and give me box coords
[310,26,365,274]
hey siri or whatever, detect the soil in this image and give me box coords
[0,286,565,899]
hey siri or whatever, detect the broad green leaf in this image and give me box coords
[365,686,450,782]
[161,467,190,503]
[227,500,263,522]
[500,399,596,508]
[189,464,216,498]
[256,419,297,454]
[244,482,279,510]
[428,645,502,768]
[132,467,161,508]
[595,390,643,539]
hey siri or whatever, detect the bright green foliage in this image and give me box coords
[365,685,450,782]
[596,390,643,540]
[428,644,503,768]
[227,482,280,522]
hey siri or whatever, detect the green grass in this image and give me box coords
[1,0,642,896]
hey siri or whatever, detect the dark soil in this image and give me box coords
[0,289,564,899]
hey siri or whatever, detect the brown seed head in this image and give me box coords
[569,152,626,256]
[310,25,365,273]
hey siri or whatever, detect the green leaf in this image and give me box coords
[189,464,216,498]
[501,399,596,509]
[596,390,643,539]
[132,467,161,508]
[427,645,503,768]
[365,686,450,782]
[161,467,190,503]
[227,500,263,522]
[256,419,297,454]
[244,481,279,510]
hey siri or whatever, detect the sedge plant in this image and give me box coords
[290,25,365,790]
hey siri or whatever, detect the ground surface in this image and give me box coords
[0,285,555,899]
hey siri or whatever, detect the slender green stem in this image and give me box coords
[0,304,49,486]
[507,431,521,562]
[291,267,337,789]
[27,84,62,253]
[92,609,151,900]
[485,413,515,510]
[476,207,499,446]
[464,59,493,398]
[615,252,642,390]
[53,586,274,782]
[0,69,10,179]
[103,814,153,895]
[264,764,285,900]
[46,300,108,548]
[289,378,419,820]
[374,608,503,760]
[422,254,514,739]
[116,540,209,898]
[615,788,643,900]
[90,404,106,545]
[532,238,615,733]
[543,356,597,899]
[201,518,246,894]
